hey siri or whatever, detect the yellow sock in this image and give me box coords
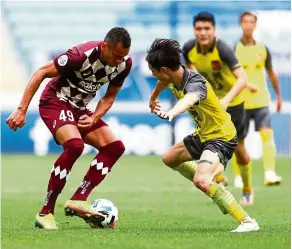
[213,173,225,184]
[238,162,252,192]
[207,183,248,223]
[232,154,241,176]
[173,161,197,181]
[260,129,276,172]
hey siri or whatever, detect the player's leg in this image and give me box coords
[194,144,259,232]
[161,139,197,181]
[232,155,242,188]
[164,134,225,184]
[254,107,281,185]
[232,109,252,188]
[227,104,253,205]
[65,120,125,223]
[235,139,253,206]
[71,123,124,200]
[37,100,85,229]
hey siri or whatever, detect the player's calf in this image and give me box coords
[70,140,125,201]
[235,141,253,199]
[39,138,84,215]
[193,150,222,193]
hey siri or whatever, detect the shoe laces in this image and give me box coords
[241,218,253,225]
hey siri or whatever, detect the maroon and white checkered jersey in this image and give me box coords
[40,41,132,109]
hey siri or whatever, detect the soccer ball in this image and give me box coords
[89,199,118,229]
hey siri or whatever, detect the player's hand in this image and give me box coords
[219,98,229,110]
[246,83,258,93]
[149,98,161,113]
[6,108,26,131]
[276,95,282,112]
[77,114,94,128]
[153,110,174,122]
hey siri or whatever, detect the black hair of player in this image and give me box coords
[146,38,181,71]
[193,11,216,27]
[104,27,131,48]
[240,11,257,23]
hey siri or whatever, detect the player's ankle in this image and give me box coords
[242,187,252,192]
[69,197,87,201]
[39,210,53,215]
[242,216,253,223]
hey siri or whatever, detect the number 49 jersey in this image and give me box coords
[183,38,244,107]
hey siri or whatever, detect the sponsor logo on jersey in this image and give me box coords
[256,53,264,61]
[58,55,68,66]
[79,81,101,92]
[211,60,221,70]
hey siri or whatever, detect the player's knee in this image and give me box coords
[162,153,174,168]
[260,128,274,142]
[236,141,251,165]
[112,140,125,157]
[236,153,250,165]
[193,174,209,192]
[63,138,84,158]
[102,140,125,159]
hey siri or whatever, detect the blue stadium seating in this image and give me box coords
[2,0,291,101]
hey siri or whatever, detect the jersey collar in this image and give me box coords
[196,37,217,54]
[240,38,256,46]
[177,65,190,91]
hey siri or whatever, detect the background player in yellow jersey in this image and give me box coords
[182,12,254,205]
[234,11,282,186]
[146,38,259,232]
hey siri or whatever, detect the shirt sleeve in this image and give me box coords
[265,46,273,70]
[110,57,132,87]
[182,39,196,64]
[184,74,207,101]
[217,39,241,70]
[53,48,83,75]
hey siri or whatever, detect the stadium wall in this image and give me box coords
[1,2,291,157]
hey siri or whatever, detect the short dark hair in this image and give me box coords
[146,38,181,71]
[104,27,131,48]
[193,11,215,27]
[240,11,257,23]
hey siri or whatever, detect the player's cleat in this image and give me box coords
[240,191,254,206]
[35,213,58,230]
[64,200,105,224]
[231,218,260,232]
[234,175,243,188]
[264,171,282,186]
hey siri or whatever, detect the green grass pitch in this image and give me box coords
[1,155,291,249]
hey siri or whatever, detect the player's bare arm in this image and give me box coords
[246,83,258,93]
[220,66,247,109]
[155,92,200,121]
[266,68,282,112]
[78,84,122,128]
[6,61,59,131]
[149,80,168,112]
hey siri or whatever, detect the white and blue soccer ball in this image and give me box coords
[89,199,118,229]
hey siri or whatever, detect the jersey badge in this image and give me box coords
[211,60,221,70]
[58,55,68,66]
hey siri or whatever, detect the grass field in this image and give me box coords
[1,155,291,249]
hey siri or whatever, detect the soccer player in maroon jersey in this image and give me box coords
[6,27,132,229]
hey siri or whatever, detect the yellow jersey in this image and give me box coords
[168,67,236,142]
[183,38,244,107]
[235,39,272,109]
